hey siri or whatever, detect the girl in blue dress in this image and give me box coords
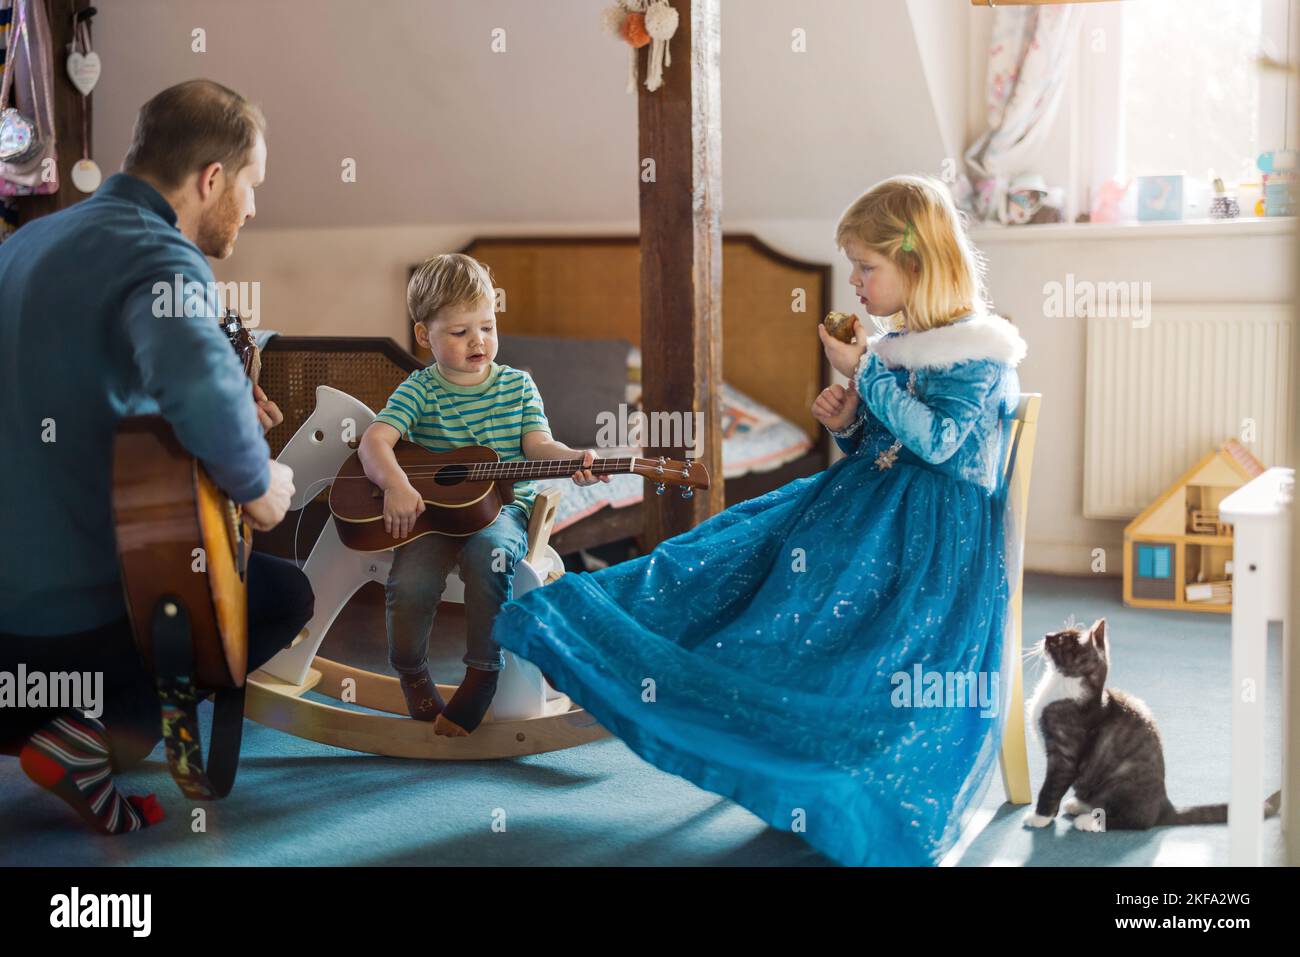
[491,176,1028,866]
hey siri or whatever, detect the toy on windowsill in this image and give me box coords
[1137,174,1184,221]
[998,173,1064,225]
[1089,178,1131,224]
[1209,178,1240,220]
[1257,150,1298,217]
[1123,438,1265,614]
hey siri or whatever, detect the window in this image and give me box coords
[1122,0,1272,184]
[1069,0,1296,219]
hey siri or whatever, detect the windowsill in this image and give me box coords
[970,216,1296,243]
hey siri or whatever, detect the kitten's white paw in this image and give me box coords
[1073,812,1105,832]
[1023,811,1055,829]
[1063,797,1092,816]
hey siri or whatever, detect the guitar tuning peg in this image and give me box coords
[680,486,693,499]
[655,482,667,495]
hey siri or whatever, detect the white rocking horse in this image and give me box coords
[242,385,609,759]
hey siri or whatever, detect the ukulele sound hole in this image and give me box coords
[435,465,471,486]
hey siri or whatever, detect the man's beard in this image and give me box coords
[196,185,242,259]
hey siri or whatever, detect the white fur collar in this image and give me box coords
[866,313,1027,371]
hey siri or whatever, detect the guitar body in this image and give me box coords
[329,440,516,552]
[112,416,251,690]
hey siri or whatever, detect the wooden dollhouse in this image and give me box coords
[1123,439,1266,613]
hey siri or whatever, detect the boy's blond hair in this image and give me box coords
[407,253,495,327]
[835,175,989,333]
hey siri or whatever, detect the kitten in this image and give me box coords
[1023,617,1281,831]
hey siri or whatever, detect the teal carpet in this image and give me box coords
[0,573,1286,866]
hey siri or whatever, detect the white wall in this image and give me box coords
[93,0,947,226]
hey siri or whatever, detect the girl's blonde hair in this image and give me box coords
[407,253,495,327]
[834,175,988,333]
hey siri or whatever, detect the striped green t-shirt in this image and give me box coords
[374,362,551,518]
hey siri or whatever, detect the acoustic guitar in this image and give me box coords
[328,441,710,551]
[110,310,259,800]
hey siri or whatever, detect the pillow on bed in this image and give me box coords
[496,334,632,448]
[719,382,782,435]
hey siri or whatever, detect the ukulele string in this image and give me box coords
[395,457,644,479]
[325,456,692,481]
[323,459,693,481]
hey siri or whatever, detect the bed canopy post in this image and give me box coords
[636,0,724,547]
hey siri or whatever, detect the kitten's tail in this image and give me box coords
[1159,790,1282,826]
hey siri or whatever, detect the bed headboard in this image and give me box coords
[408,234,832,444]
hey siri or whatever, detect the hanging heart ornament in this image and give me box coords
[67,51,101,96]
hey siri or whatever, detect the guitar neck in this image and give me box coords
[425,456,640,483]
[387,448,707,493]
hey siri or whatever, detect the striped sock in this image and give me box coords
[19,713,164,835]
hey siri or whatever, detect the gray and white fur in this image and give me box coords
[1024,617,1281,831]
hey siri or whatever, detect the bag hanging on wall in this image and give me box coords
[0,0,58,196]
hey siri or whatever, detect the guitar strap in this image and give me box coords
[149,597,245,800]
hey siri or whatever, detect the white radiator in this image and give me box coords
[1084,303,1295,519]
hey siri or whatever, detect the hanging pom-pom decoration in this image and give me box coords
[643,1,680,92]
[622,12,651,93]
[620,12,652,48]
[604,1,665,95]
[601,5,627,38]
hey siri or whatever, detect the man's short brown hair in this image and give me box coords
[122,79,266,191]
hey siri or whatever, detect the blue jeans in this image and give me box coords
[385,504,531,674]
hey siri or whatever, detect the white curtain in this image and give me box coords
[957,6,1084,223]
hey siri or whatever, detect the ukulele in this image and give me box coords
[328,441,710,551]
[110,309,259,800]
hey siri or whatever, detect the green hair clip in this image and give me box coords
[901,222,916,253]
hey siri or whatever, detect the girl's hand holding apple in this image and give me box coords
[818,318,868,379]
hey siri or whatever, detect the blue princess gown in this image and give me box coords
[492,313,1028,865]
